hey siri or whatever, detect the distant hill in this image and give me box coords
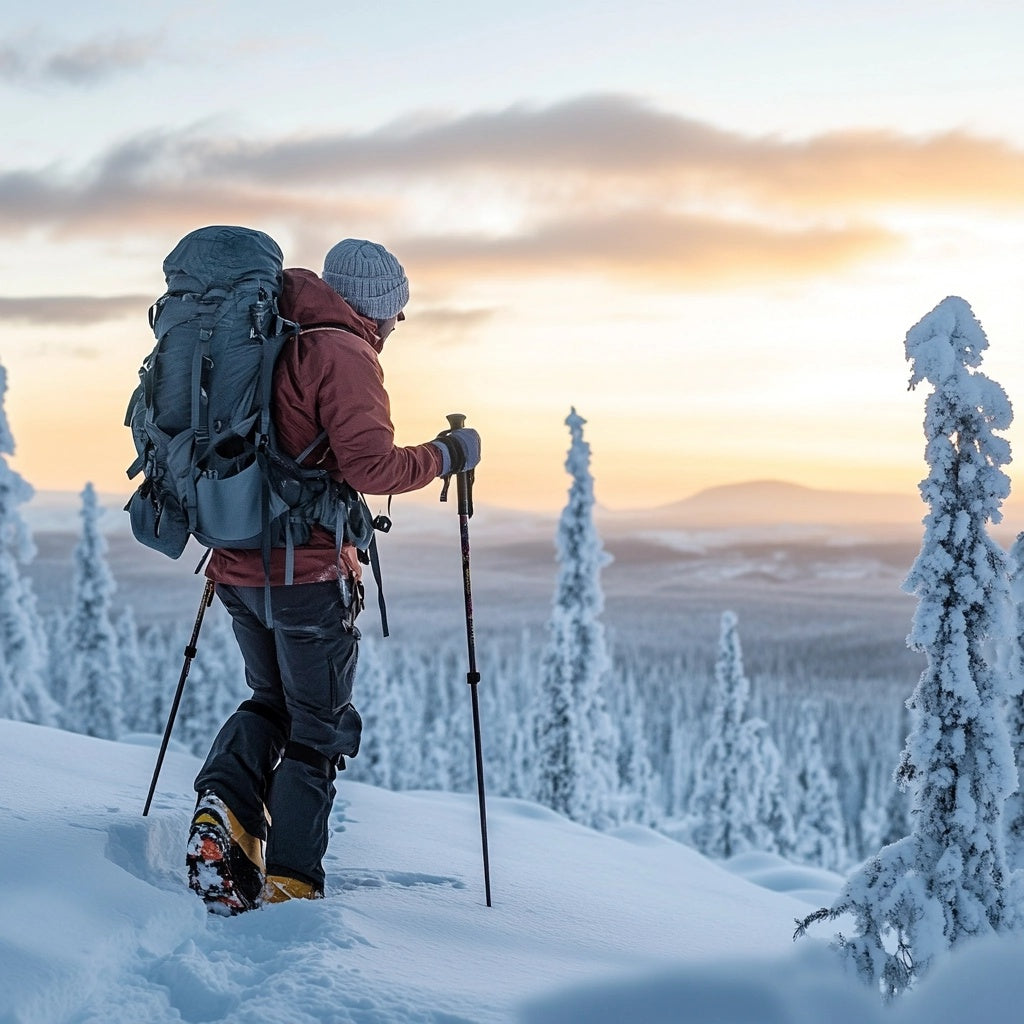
[596,479,1024,540]
[23,489,133,534]
[628,480,926,528]
[23,479,1024,538]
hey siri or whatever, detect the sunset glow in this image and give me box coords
[3,1,1024,512]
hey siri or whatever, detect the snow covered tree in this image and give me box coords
[797,296,1021,998]
[877,706,913,850]
[115,607,146,733]
[791,700,847,870]
[1004,532,1024,870]
[63,482,123,739]
[534,408,619,828]
[0,362,54,725]
[137,622,174,734]
[749,717,796,857]
[347,634,403,789]
[690,610,789,857]
[177,607,246,756]
[665,671,698,819]
[423,645,466,791]
[478,632,538,801]
[502,631,541,800]
[613,667,661,826]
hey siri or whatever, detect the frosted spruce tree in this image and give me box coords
[421,645,460,790]
[0,362,54,725]
[347,635,403,790]
[502,631,541,800]
[1004,532,1024,870]
[690,611,789,857]
[478,630,539,801]
[797,296,1021,997]
[791,700,847,870]
[614,668,661,826]
[750,717,796,857]
[534,408,619,828]
[137,622,175,734]
[115,607,146,734]
[666,677,697,819]
[63,482,123,739]
[178,608,246,755]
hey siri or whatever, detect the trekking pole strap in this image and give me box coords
[368,533,389,638]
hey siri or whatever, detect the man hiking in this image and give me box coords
[186,238,481,913]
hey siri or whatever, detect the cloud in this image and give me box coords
[0,128,389,238]
[0,33,158,86]
[185,95,1024,209]
[0,45,29,80]
[45,35,158,85]
[0,94,1020,292]
[400,212,898,288]
[0,295,150,326]
[403,307,498,346]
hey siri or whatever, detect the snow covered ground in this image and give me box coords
[2,718,1023,1023]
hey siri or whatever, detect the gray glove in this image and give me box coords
[432,427,481,475]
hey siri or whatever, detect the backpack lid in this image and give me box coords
[162,225,283,293]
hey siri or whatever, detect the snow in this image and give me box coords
[2,719,1024,1023]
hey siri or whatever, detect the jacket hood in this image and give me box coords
[281,268,381,349]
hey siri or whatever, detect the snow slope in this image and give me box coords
[1,719,1022,1023]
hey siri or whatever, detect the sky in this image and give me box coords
[3,0,1024,512]
[7,714,1024,1023]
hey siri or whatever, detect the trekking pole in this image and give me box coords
[142,578,216,816]
[441,412,492,906]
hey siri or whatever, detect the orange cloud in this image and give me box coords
[0,294,149,326]
[399,211,898,287]
[5,96,1021,231]
[173,95,1024,209]
[0,94,1016,316]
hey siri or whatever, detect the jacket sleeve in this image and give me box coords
[315,333,442,495]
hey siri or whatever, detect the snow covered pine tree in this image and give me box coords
[1003,533,1024,870]
[0,360,54,726]
[534,408,619,828]
[791,699,847,870]
[64,482,124,740]
[690,610,792,857]
[796,296,1022,998]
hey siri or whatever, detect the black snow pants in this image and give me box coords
[194,580,362,891]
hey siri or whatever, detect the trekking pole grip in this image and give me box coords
[445,412,473,518]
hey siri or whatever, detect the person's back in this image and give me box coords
[206,266,441,588]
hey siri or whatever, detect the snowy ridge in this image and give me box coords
[2,719,1023,1023]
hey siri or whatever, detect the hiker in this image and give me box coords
[186,238,481,913]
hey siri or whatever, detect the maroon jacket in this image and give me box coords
[207,268,441,586]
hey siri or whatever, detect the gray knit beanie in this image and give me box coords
[322,238,409,320]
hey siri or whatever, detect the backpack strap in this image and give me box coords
[296,429,328,466]
[191,335,212,447]
[253,315,295,623]
[192,289,234,450]
[260,451,274,623]
[330,506,388,638]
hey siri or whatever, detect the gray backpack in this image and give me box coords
[125,226,379,608]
